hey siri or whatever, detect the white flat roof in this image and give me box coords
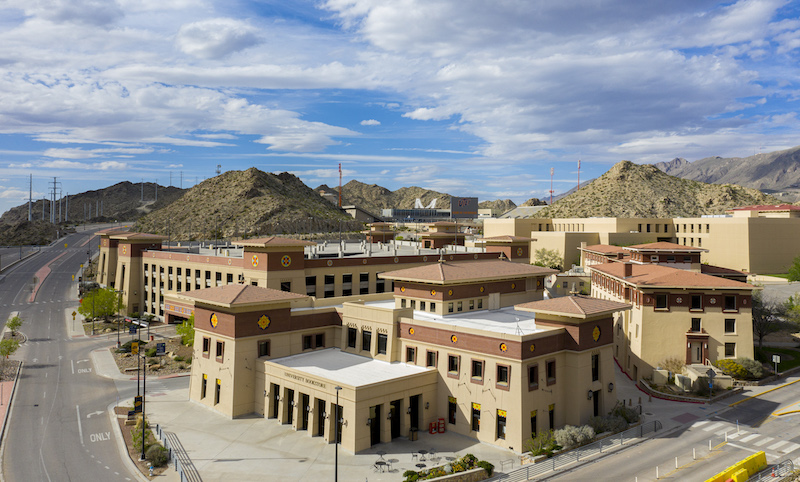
[271,348,429,387]
[367,300,542,336]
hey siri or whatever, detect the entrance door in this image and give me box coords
[409,395,420,431]
[488,293,500,310]
[271,384,280,419]
[369,405,381,446]
[316,398,325,436]
[390,400,401,439]
[300,393,310,431]
[593,390,600,417]
[690,342,702,363]
[286,389,294,425]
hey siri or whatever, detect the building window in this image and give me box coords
[401,299,407,308]
[655,294,668,310]
[591,354,599,382]
[477,299,483,309]
[280,281,291,292]
[469,300,474,310]
[410,300,416,309]
[347,327,357,348]
[324,275,335,298]
[724,295,737,311]
[406,346,416,363]
[691,294,702,310]
[303,335,313,350]
[315,333,325,348]
[448,355,460,377]
[528,364,539,391]
[202,337,210,357]
[472,404,480,432]
[342,273,352,296]
[448,398,457,425]
[725,343,736,357]
[306,276,317,296]
[725,319,736,333]
[448,303,454,313]
[377,333,388,355]
[430,302,436,312]
[426,351,437,368]
[471,360,483,381]
[258,340,270,357]
[530,410,537,438]
[496,365,510,388]
[546,359,556,385]
[362,330,372,352]
[683,256,691,263]
[691,317,701,332]
[496,410,506,440]
[376,275,385,293]
[420,301,426,311]
[359,272,369,295]
[201,375,207,399]
[215,379,221,405]
[548,404,555,430]
[215,341,224,360]
[457,301,463,312]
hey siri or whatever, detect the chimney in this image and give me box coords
[623,263,633,278]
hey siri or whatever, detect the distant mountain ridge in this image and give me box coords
[316,180,452,215]
[538,160,780,218]
[651,145,800,200]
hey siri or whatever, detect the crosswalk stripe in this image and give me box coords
[740,434,761,443]
[703,422,724,432]
[768,441,789,450]
[754,437,774,447]
[692,420,710,427]
[727,431,748,439]
[782,443,800,453]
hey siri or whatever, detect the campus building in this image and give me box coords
[483,204,800,274]
[168,258,630,453]
[585,242,755,381]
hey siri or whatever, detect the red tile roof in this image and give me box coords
[516,295,631,318]
[625,242,706,252]
[582,244,626,254]
[181,284,307,306]
[380,259,557,284]
[592,263,754,289]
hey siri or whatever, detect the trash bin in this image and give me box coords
[409,428,418,441]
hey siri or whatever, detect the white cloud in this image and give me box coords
[176,18,261,60]
[360,119,380,126]
[43,147,154,159]
[0,188,30,200]
[166,163,183,168]
[39,160,128,170]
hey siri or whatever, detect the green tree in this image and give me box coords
[752,290,786,348]
[0,339,20,382]
[176,314,194,347]
[6,315,22,337]
[533,248,563,271]
[78,288,126,322]
[788,256,800,282]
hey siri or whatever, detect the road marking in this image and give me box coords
[739,434,761,443]
[703,422,724,432]
[783,443,800,453]
[76,359,89,364]
[76,405,84,446]
[768,441,789,450]
[86,411,103,418]
[754,437,773,447]
[77,368,92,374]
[71,360,74,375]
[89,432,111,443]
[692,420,710,427]
[731,378,800,406]
[727,431,748,439]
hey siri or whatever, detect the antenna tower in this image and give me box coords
[338,163,342,207]
[549,168,554,205]
[216,164,221,176]
[577,159,581,189]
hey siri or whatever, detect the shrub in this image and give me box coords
[132,417,153,453]
[736,357,765,379]
[145,347,157,357]
[174,355,184,362]
[403,470,419,482]
[716,359,747,379]
[476,460,494,476]
[716,358,764,380]
[588,415,629,434]
[660,357,686,376]
[611,402,640,424]
[554,425,595,450]
[524,429,560,457]
[146,444,169,467]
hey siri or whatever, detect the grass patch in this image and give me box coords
[755,346,800,371]
[766,273,791,280]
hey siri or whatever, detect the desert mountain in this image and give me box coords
[521,198,547,207]
[0,220,74,246]
[0,181,185,225]
[537,161,780,218]
[478,199,516,213]
[136,168,360,240]
[651,146,800,200]
[317,180,452,215]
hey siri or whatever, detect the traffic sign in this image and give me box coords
[772,354,781,363]
[131,341,139,355]
[156,343,166,356]
[134,396,142,413]
[129,325,137,335]
[71,311,76,321]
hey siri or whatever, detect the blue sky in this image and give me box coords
[1,0,800,216]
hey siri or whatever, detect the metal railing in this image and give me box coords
[487,420,663,481]
[748,459,795,481]
[155,423,203,482]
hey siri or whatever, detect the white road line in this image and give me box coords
[739,433,761,443]
[703,422,724,432]
[727,431,748,439]
[783,443,800,453]
[76,405,84,446]
[768,441,789,451]
[754,437,774,447]
[692,420,710,427]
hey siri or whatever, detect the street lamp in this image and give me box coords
[115,290,123,348]
[334,385,342,482]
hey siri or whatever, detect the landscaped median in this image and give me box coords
[704,451,766,482]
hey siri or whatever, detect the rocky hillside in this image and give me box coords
[0,220,74,246]
[478,199,516,213]
[0,181,185,225]
[318,180,452,215]
[651,146,800,200]
[521,198,547,207]
[537,161,780,218]
[136,168,360,240]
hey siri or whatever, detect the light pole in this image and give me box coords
[141,351,147,462]
[334,385,342,482]
[116,290,123,348]
[87,250,95,335]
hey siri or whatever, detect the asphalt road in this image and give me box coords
[0,230,137,481]
[546,384,800,481]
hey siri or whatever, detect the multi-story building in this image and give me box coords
[172,258,630,453]
[483,204,800,274]
[586,242,755,381]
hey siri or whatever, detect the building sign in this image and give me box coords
[284,372,327,389]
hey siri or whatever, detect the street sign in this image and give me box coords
[72,275,75,281]
[156,343,166,356]
[129,325,137,335]
[131,341,139,355]
[772,354,781,363]
[134,396,142,413]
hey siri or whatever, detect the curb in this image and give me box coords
[0,361,23,482]
[107,399,151,482]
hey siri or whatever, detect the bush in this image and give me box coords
[117,340,148,354]
[737,357,765,379]
[146,444,169,467]
[716,357,764,380]
[524,429,560,457]
[174,355,184,362]
[660,357,686,376]
[132,417,153,453]
[476,460,494,476]
[588,415,629,434]
[554,425,595,450]
[403,470,419,482]
[611,402,640,424]
[145,347,157,357]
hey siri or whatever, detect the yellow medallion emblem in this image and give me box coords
[252,254,259,267]
[258,315,271,330]
[210,313,219,328]
[592,326,601,342]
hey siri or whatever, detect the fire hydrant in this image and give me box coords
[149,465,154,477]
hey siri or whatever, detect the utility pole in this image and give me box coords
[155,181,158,201]
[549,168,555,205]
[65,193,68,222]
[141,179,144,202]
[28,174,32,222]
[180,171,183,189]
[577,159,581,190]
[169,171,172,187]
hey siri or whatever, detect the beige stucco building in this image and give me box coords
[169,259,630,453]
